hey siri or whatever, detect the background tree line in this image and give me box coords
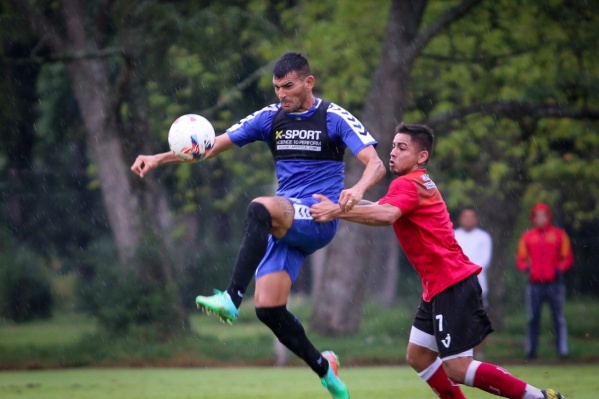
[0,0,597,337]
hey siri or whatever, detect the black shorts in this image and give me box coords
[412,274,494,358]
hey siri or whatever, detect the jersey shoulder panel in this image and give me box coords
[326,102,370,137]
[229,104,279,130]
[227,104,279,145]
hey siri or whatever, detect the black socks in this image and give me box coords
[226,201,272,308]
[227,203,329,377]
[256,305,329,377]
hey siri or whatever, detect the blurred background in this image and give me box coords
[0,0,597,368]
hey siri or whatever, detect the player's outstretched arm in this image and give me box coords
[338,145,385,212]
[311,194,401,226]
[130,133,236,178]
[131,151,180,178]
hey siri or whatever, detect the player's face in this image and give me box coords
[532,209,550,228]
[459,210,479,231]
[273,71,315,113]
[388,133,429,176]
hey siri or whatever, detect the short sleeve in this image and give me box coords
[227,105,277,147]
[378,177,419,214]
[327,103,377,156]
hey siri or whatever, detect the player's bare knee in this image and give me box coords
[252,197,292,226]
[442,360,467,384]
[406,352,418,370]
[406,345,431,372]
[442,364,463,383]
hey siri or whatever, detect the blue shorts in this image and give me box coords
[255,197,339,282]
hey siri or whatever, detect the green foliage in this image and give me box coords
[421,0,599,211]
[135,0,281,257]
[405,1,599,296]
[2,0,283,333]
[2,0,599,337]
[76,235,182,337]
[257,0,387,115]
[0,240,53,323]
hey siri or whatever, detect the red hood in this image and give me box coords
[530,202,553,226]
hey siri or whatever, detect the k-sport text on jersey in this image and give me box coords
[276,129,322,140]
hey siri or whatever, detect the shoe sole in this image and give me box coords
[195,298,237,324]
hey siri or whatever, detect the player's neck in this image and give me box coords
[298,95,316,112]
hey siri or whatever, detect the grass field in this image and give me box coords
[0,296,598,398]
[2,295,599,369]
[0,365,596,399]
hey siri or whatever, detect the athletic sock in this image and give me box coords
[256,305,329,377]
[464,361,528,398]
[226,202,272,308]
[418,358,466,399]
[522,385,544,399]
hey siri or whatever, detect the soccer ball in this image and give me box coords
[168,114,215,161]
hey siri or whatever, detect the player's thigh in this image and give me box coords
[254,271,292,307]
[406,340,439,372]
[253,196,294,238]
[279,197,338,253]
[431,274,493,358]
[408,301,440,371]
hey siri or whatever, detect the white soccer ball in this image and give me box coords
[168,114,215,161]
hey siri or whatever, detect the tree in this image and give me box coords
[311,0,484,335]
[417,0,599,321]
[305,0,599,334]
[4,0,193,333]
[1,0,286,333]
[0,39,39,238]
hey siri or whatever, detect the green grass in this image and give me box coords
[0,296,598,368]
[0,313,94,346]
[0,365,596,399]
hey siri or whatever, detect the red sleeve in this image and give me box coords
[378,177,419,214]
[558,231,574,272]
[516,233,530,272]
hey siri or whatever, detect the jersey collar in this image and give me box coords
[284,98,323,120]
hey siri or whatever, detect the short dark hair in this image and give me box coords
[395,122,434,165]
[273,52,312,79]
[460,206,478,215]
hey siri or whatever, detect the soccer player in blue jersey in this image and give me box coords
[131,52,385,399]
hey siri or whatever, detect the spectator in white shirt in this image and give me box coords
[454,207,493,359]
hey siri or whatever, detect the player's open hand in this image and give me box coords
[310,194,341,222]
[131,154,159,178]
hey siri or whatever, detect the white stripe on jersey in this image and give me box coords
[227,104,278,132]
[327,102,375,145]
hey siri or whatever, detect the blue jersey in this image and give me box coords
[227,98,377,201]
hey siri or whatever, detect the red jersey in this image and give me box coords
[516,203,574,283]
[378,169,481,302]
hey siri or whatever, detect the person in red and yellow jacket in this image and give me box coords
[516,202,574,360]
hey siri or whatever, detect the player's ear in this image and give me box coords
[304,75,315,90]
[418,150,429,165]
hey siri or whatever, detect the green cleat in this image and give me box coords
[542,389,565,399]
[320,351,350,399]
[195,289,239,324]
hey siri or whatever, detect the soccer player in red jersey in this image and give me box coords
[310,122,564,399]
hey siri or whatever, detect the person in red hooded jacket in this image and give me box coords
[516,203,574,359]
